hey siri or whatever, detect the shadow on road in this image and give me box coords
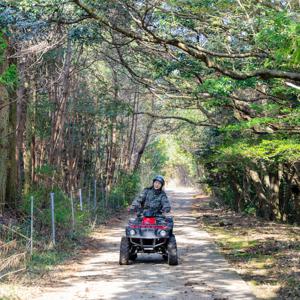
[32,190,256,300]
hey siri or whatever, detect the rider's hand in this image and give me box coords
[128,207,135,213]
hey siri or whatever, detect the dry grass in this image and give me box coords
[0,209,125,300]
[193,195,300,300]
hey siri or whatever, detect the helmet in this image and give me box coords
[153,175,165,186]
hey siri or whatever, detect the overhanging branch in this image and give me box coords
[72,0,300,82]
[135,111,215,127]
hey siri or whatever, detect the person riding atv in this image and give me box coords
[129,175,171,215]
[120,175,178,265]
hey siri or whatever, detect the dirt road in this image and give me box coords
[30,189,256,300]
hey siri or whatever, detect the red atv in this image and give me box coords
[119,209,178,265]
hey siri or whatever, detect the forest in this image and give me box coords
[0,0,299,296]
[1,0,299,222]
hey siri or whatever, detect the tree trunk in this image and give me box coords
[4,38,18,209]
[16,58,28,201]
[49,36,72,167]
[247,167,275,220]
[133,117,154,172]
[125,88,138,171]
[0,36,9,212]
[129,91,139,167]
[106,119,117,196]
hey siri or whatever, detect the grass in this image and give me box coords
[193,196,300,300]
[27,250,73,274]
[23,208,118,277]
[0,205,125,300]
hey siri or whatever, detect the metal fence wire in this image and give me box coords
[0,180,127,280]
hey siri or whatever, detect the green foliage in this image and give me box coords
[196,76,235,97]
[34,96,55,139]
[163,135,197,177]
[27,250,71,273]
[291,25,300,65]
[255,11,300,68]
[110,171,140,206]
[141,135,198,186]
[244,205,257,216]
[219,138,300,163]
[70,24,104,45]
[222,117,278,132]
[152,56,203,80]
[196,77,258,98]
[23,185,89,238]
[199,131,300,222]
[0,64,18,87]
[0,32,18,88]
[35,164,56,177]
[142,138,169,177]
[0,31,7,61]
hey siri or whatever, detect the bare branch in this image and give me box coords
[285,81,300,90]
[135,111,215,127]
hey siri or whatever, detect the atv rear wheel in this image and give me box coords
[119,237,130,265]
[167,235,178,265]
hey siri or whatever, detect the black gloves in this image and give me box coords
[162,207,171,213]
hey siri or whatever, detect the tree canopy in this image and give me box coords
[0,0,299,223]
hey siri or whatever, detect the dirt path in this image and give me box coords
[29,189,256,300]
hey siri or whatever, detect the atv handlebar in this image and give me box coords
[127,208,171,217]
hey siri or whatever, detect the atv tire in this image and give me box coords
[129,253,137,261]
[119,236,130,265]
[167,235,178,265]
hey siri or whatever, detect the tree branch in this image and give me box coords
[134,111,215,127]
[72,0,300,82]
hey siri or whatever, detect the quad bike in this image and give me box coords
[119,209,178,266]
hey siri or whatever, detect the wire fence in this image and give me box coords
[0,180,127,280]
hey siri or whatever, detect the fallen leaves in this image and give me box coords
[194,198,300,300]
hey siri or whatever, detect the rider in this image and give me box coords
[129,175,171,215]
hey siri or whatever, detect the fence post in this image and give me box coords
[70,192,75,231]
[30,196,34,256]
[88,185,91,210]
[50,192,55,246]
[93,180,97,209]
[79,188,83,211]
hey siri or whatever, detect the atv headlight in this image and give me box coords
[129,229,136,236]
[160,230,167,237]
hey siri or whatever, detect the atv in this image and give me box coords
[119,209,178,265]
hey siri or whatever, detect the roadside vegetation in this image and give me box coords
[194,195,300,299]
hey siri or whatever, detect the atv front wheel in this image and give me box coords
[162,253,168,261]
[129,253,137,261]
[119,237,130,265]
[167,235,178,265]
